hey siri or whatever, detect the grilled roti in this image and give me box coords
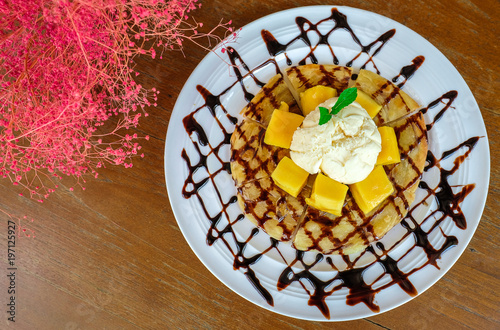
[230,64,428,254]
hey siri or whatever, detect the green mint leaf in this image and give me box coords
[318,106,332,125]
[330,87,358,115]
[317,88,358,125]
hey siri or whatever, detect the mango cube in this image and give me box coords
[355,89,382,118]
[306,173,348,216]
[376,126,401,165]
[349,165,394,215]
[300,85,337,116]
[271,156,309,197]
[264,107,304,148]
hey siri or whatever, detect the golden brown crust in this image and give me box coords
[370,111,428,239]
[230,120,288,187]
[236,177,309,242]
[285,64,353,94]
[354,69,420,125]
[292,194,371,254]
[239,74,297,126]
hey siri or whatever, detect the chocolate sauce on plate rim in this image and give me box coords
[179,8,482,319]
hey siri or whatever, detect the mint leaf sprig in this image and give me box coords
[318,87,358,125]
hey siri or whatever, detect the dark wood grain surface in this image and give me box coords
[1,0,499,328]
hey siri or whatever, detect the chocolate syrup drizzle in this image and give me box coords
[179,8,482,319]
[262,8,396,72]
[392,55,425,88]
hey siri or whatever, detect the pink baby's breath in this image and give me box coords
[0,0,234,201]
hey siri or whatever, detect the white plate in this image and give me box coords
[165,6,489,321]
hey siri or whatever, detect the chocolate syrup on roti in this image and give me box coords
[180,8,481,318]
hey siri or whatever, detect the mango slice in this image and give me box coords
[271,156,309,197]
[276,101,289,112]
[349,165,394,215]
[305,173,348,216]
[300,85,337,116]
[376,126,401,165]
[355,89,382,118]
[264,106,304,148]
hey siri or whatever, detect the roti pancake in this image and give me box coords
[230,65,428,254]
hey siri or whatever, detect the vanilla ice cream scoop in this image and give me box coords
[289,97,382,184]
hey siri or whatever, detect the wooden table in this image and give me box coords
[1,0,498,328]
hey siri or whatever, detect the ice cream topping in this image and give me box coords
[290,97,382,184]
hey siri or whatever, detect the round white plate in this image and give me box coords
[165,6,489,321]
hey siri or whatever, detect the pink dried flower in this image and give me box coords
[0,0,234,201]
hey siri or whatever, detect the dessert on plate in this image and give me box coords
[230,64,428,255]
